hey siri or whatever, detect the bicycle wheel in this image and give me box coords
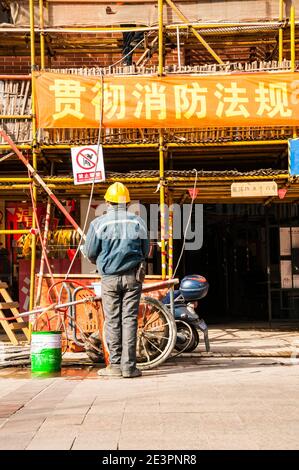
[136,296,177,370]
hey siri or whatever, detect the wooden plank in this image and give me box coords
[0,302,19,309]
[0,309,19,346]
[0,288,30,340]
[10,322,28,330]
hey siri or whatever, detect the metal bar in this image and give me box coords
[265,210,272,326]
[166,21,289,30]
[141,278,179,293]
[29,172,37,312]
[176,25,181,68]
[0,75,31,80]
[159,130,167,280]
[0,173,289,184]
[42,26,158,33]
[39,0,46,69]
[37,141,289,151]
[7,296,99,319]
[290,3,296,72]
[40,144,159,149]
[165,0,224,64]
[0,145,31,150]
[279,0,284,62]
[0,22,292,33]
[0,230,30,234]
[35,196,51,306]
[0,116,32,119]
[29,0,37,312]
[168,190,174,279]
[167,140,288,147]
[158,0,164,76]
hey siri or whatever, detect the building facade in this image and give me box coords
[0,1,299,323]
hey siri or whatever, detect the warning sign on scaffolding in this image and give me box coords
[71,145,105,185]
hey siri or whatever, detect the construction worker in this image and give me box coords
[82,182,149,378]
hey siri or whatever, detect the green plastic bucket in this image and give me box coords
[31,331,62,373]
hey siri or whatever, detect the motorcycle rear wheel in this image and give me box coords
[175,321,199,353]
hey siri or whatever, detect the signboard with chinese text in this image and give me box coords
[289,138,299,176]
[231,181,278,197]
[35,71,299,129]
[71,145,105,185]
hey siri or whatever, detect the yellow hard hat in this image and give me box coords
[104,182,130,203]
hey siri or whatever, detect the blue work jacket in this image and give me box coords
[82,205,149,275]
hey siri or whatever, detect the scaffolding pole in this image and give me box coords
[279,0,284,62]
[158,0,164,77]
[29,0,38,312]
[291,3,296,72]
[0,230,30,234]
[159,130,167,279]
[158,1,167,279]
[39,0,46,69]
[168,190,174,279]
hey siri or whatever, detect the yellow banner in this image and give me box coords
[34,71,299,128]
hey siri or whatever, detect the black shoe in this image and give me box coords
[122,368,142,378]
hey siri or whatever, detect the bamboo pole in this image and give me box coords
[165,0,223,64]
[290,3,296,72]
[39,0,46,69]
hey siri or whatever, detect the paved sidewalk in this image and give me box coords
[193,326,299,357]
[0,356,299,450]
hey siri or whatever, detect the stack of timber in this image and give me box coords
[0,343,30,368]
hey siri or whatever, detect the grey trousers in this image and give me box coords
[101,269,142,372]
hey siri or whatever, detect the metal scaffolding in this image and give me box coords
[0,0,298,307]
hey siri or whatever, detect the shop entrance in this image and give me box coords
[182,203,299,324]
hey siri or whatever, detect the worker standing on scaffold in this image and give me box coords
[82,182,149,378]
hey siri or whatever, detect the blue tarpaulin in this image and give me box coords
[289,139,299,176]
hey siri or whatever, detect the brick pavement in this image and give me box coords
[0,356,299,450]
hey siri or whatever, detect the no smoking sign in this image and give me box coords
[71,145,105,185]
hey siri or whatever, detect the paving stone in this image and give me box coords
[1,416,46,433]
[0,431,36,450]
[26,428,79,450]
[206,432,260,450]
[72,431,119,450]
[0,418,7,429]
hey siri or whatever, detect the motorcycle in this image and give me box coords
[162,274,210,354]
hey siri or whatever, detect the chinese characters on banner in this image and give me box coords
[34,71,299,128]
